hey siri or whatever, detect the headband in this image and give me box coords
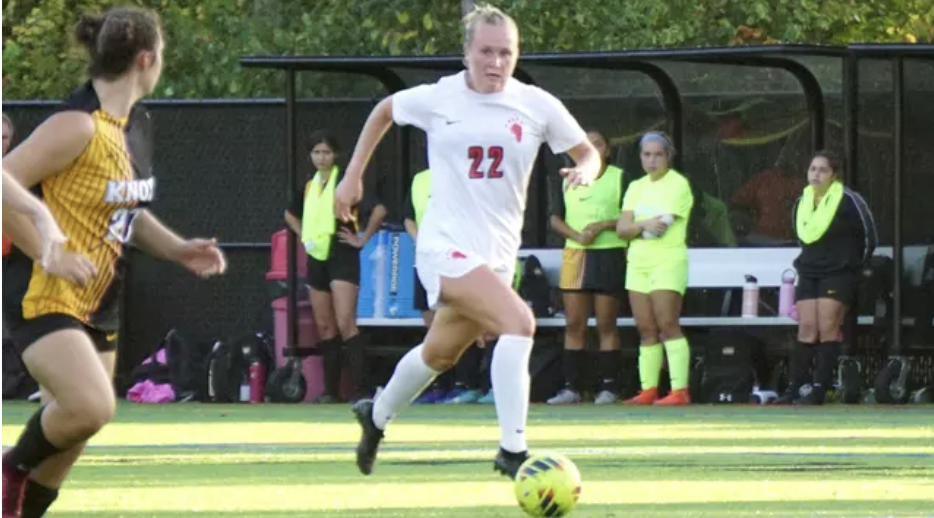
[639,132,675,157]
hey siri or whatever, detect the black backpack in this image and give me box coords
[206,333,275,403]
[127,329,213,403]
[694,330,761,404]
[517,255,555,317]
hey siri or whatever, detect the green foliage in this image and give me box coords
[2,0,931,100]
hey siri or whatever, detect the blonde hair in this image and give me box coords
[463,3,517,48]
[2,113,12,132]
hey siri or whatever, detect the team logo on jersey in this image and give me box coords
[105,177,155,204]
[507,117,523,143]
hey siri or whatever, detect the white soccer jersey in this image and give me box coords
[392,71,586,269]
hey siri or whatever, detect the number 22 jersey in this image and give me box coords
[392,71,586,269]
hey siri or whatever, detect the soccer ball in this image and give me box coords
[514,453,582,517]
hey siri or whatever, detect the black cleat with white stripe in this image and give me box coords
[493,448,529,479]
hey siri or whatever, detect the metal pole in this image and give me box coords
[843,54,859,189]
[841,53,860,356]
[892,57,904,355]
[285,69,299,352]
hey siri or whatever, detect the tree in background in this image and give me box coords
[2,0,931,100]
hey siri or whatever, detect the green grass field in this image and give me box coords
[2,402,933,517]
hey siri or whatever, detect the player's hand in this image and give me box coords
[30,206,68,260]
[337,228,363,249]
[41,243,98,287]
[177,238,227,278]
[581,222,606,241]
[560,166,595,191]
[575,229,595,246]
[334,176,363,223]
[640,217,669,236]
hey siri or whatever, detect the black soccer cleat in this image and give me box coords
[352,399,384,476]
[493,447,529,480]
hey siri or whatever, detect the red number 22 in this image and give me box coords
[468,146,505,179]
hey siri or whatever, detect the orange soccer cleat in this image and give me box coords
[623,387,659,405]
[654,388,691,406]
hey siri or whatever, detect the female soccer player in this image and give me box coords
[615,132,694,406]
[548,129,627,405]
[335,4,601,478]
[2,9,226,518]
[781,150,876,405]
[284,130,387,403]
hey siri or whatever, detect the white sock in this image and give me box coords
[491,334,534,453]
[372,344,439,430]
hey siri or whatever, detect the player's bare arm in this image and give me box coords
[335,97,394,222]
[2,112,99,284]
[130,210,227,278]
[560,139,602,189]
[2,111,96,260]
[359,203,388,247]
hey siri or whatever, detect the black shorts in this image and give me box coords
[558,247,627,295]
[796,273,857,303]
[10,313,117,354]
[306,244,361,292]
[413,268,429,312]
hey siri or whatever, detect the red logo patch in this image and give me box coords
[449,250,467,259]
[507,117,523,143]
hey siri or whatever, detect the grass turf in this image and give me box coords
[2,403,932,517]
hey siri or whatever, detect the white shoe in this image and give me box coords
[594,390,619,405]
[547,388,581,405]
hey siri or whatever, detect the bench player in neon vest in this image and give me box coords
[336,4,602,478]
[615,132,695,405]
[780,150,876,405]
[3,9,226,517]
[548,129,628,405]
[284,130,387,404]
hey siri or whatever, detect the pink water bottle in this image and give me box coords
[742,275,759,318]
[779,269,797,317]
[249,361,266,403]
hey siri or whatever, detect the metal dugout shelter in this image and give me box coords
[845,44,934,403]
[240,44,851,361]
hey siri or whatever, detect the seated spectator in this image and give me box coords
[730,166,806,245]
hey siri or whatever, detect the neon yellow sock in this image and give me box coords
[664,337,691,390]
[638,343,663,390]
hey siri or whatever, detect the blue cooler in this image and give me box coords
[385,232,421,318]
[357,230,388,318]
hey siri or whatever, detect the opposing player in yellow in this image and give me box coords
[615,132,694,405]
